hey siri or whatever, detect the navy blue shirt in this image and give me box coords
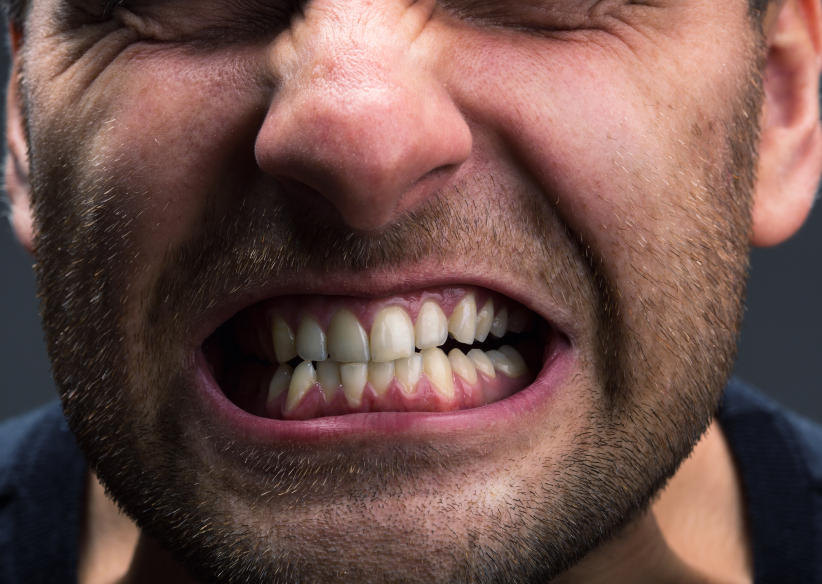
[1,379,821,583]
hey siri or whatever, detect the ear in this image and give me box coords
[751,0,822,247]
[4,23,33,255]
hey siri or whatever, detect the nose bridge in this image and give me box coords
[255,0,472,231]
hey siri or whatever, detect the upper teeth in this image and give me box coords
[271,294,529,366]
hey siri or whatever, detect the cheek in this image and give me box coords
[93,48,268,250]
[453,27,754,281]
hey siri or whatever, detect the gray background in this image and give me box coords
[1,29,820,424]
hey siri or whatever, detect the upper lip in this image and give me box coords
[187,261,578,355]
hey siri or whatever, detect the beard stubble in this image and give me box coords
[23,37,764,584]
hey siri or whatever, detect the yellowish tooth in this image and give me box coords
[286,360,316,411]
[490,306,508,338]
[507,307,533,333]
[422,347,455,399]
[394,354,423,395]
[316,359,341,403]
[415,300,448,350]
[272,314,298,364]
[467,349,496,378]
[341,363,368,407]
[498,345,528,376]
[296,315,328,362]
[267,364,293,403]
[368,360,395,397]
[448,348,477,385]
[328,309,370,363]
[370,306,415,362]
[448,294,477,344]
[475,299,494,343]
[486,346,528,377]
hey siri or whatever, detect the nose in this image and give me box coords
[255,0,472,231]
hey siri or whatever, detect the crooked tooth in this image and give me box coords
[272,314,298,364]
[475,299,494,343]
[415,300,448,350]
[395,354,423,395]
[286,360,316,411]
[467,349,496,378]
[368,360,394,397]
[422,348,454,399]
[341,363,368,407]
[328,309,370,363]
[507,307,533,333]
[316,359,341,403]
[490,306,508,338]
[267,364,293,403]
[486,346,528,377]
[448,348,477,385]
[296,315,328,362]
[371,306,415,362]
[448,294,477,344]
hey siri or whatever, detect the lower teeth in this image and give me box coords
[263,344,531,420]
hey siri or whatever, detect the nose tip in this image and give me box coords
[255,23,472,231]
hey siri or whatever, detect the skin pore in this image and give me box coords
[5,0,822,581]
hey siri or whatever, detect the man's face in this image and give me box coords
[20,0,761,580]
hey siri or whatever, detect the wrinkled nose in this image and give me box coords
[255,0,472,231]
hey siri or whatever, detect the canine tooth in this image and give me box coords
[490,306,508,338]
[286,360,316,411]
[415,300,448,350]
[394,354,423,395]
[448,294,477,344]
[296,315,328,362]
[498,345,528,376]
[448,348,477,385]
[422,348,454,399]
[486,346,527,377]
[507,308,532,333]
[316,359,341,403]
[467,349,496,378]
[272,314,298,364]
[268,364,293,402]
[371,306,415,362]
[475,299,494,343]
[328,309,370,363]
[341,363,368,407]
[368,360,394,397]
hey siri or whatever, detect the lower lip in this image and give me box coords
[194,335,573,444]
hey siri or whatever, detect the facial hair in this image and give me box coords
[24,39,763,584]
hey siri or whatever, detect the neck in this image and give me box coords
[79,422,752,584]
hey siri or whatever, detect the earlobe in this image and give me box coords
[4,23,33,255]
[751,0,822,247]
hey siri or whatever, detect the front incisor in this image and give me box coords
[341,363,368,407]
[316,359,341,403]
[371,306,415,362]
[328,309,371,363]
[368,360,394,396]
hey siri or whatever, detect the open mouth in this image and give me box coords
[202,285,555,421]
